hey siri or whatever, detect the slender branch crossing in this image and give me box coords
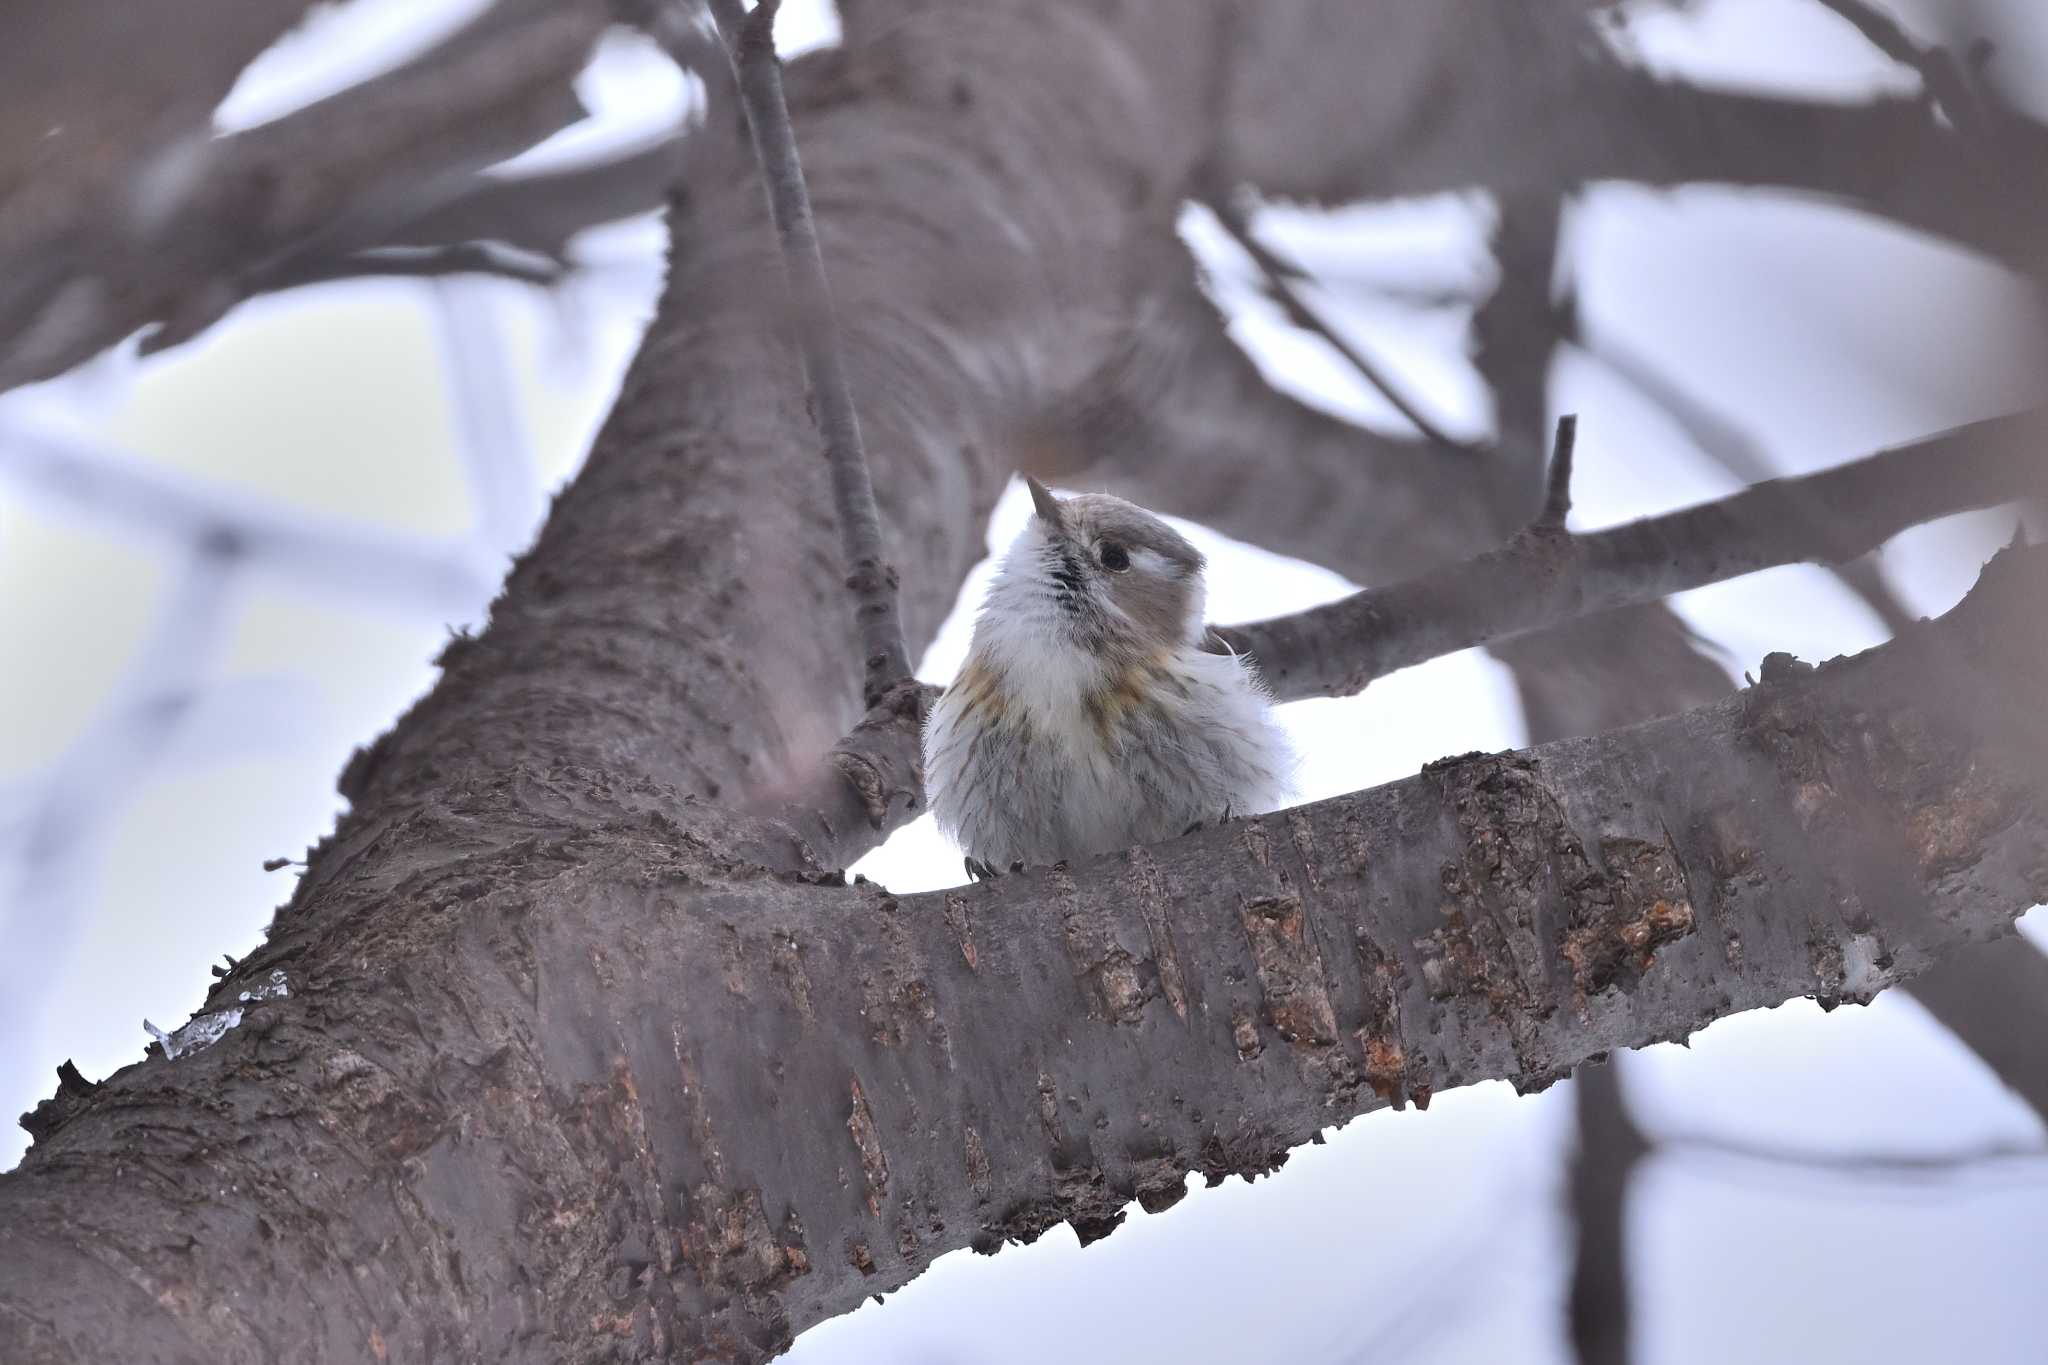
[1209,198,1480,455]
[1220,410,2045,701]
[709,0,912,705]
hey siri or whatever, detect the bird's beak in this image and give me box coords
[1026,476,1064,528]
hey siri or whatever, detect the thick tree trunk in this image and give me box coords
[7,540,2047,1363]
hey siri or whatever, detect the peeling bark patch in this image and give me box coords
[1051,867,1151,1024]
[860,895,950,1052]
[1335,808,1374,879]
[963,1126,991,1198]
[1807,916,1848,1008]
[1419,758,1555,1015]
[1745,660,2024,952]
[720,923,750,997]
[1196,1128,1292,1187]
[1861,711,2029,879]
[770,931,814,1024]
[989,1162,1127,1252]
[1239,817,1273,868]
[1354,931,1421,1109]
[672,1027,726,1183]
[1285,807,1326,894]
[1129,1153,1189,1215]
[1561,837,1697,997]
[1359,1031,1408,1107]
[896,1220,924,1266]
[1230,1005,1262,1061]
[941,890,978,970]
[1511,1064,1573,1096]
[847,1077,889,1216]
[1126,849,1188,1021]
[848,1241,876,1277]
[1239,896,1338,1046]
[1420,756,1696,1011]
[684,1184,804,1294]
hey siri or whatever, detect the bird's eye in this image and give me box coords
[1098,543,1131,573]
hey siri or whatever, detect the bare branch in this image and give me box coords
[1568,1061,1647,1365]
[1811,0,1999,141]
[1207,198,1481,455]
[1213,5,2048,272]
[1898,932,2048,1120]
[1054,262,1500,584]
[265,242,567,289]
[383,134,687,258]
[0,0,611,391]
[702,0,911,705]
[1575,322,1920,635]
[1220,410,2045,702]
[765,408,2036,863]
[226,134,691,302]
[1569,315,2048,1128]
[1660,1129,2048,1189]
[1536,412,1578,532]
[10,542,2048,1360]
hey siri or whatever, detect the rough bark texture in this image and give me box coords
[7,541,2048,1363]
[6,1,2048,1361]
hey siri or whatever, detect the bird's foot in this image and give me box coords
[964,856,999,883]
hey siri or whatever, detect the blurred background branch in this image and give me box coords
[2,0,2045,1361]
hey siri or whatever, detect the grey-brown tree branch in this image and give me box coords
[8,541,2047,1363]
[1221,409,2045,702]
[0,0,611,390]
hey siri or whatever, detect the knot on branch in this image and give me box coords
[19,1060,99,1146]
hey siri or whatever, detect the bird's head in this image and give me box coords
[982,478,1208,654]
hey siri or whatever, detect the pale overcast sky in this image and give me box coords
[2,3,2044,1362]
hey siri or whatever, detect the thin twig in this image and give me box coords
[706,0,912,706]
[1567,1060,1646,1365]
[1811,0,1997,142]
[1535,413,1577,531]
[1207,199,1483,457]
[285,243,566,289]
[1218,409,2045,702]
[1574,323,1919,635]
[1661,1129,2048,1187]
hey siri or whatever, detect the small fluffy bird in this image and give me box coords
[925,478,1294,877]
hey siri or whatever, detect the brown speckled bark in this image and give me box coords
[6,543,2048,1362]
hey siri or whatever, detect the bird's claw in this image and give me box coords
[964,856,999,882]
